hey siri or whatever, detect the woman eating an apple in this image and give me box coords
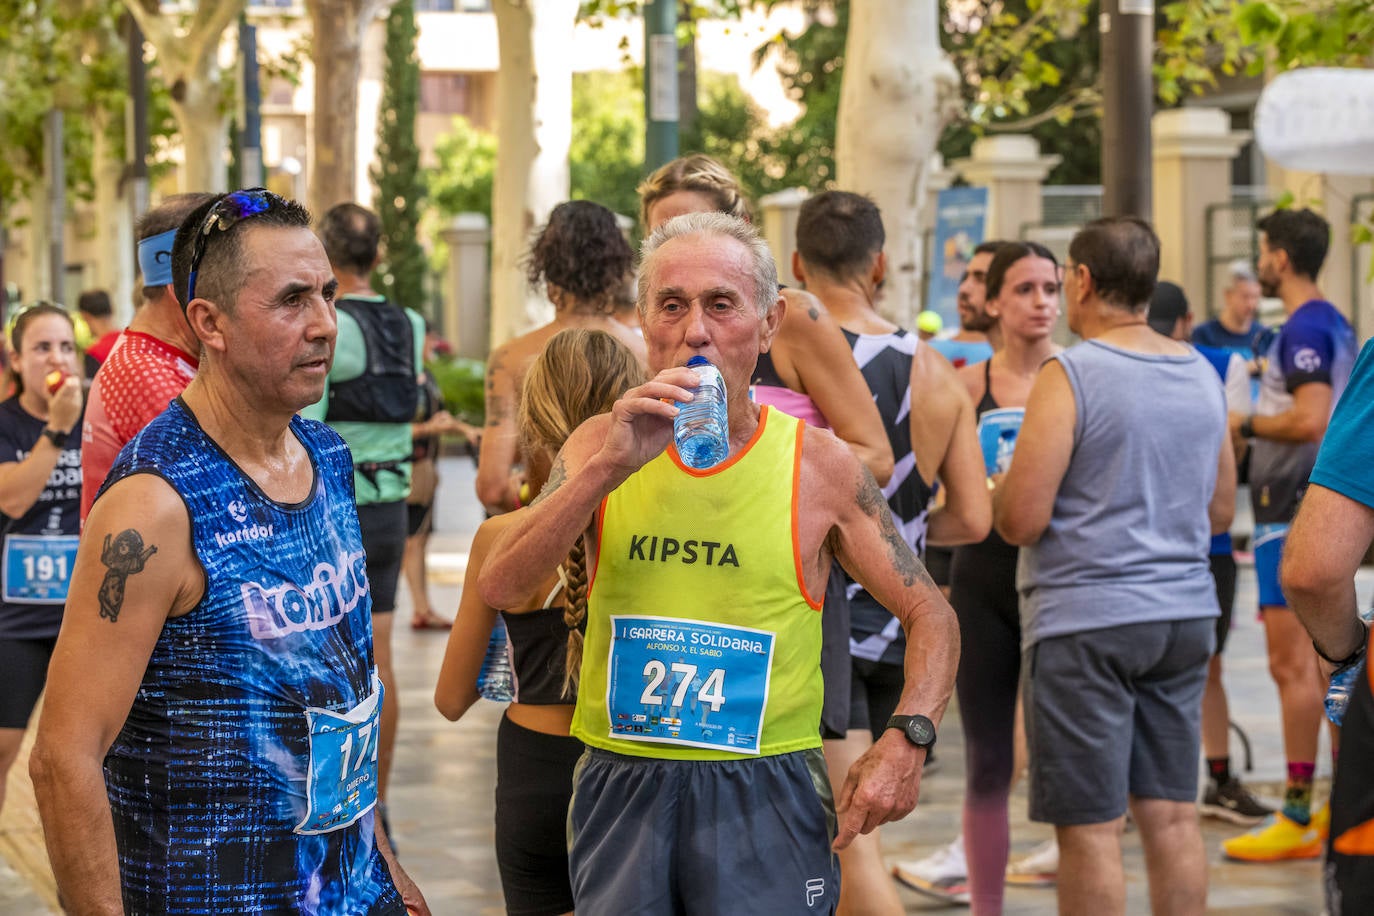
[0,302,84,817]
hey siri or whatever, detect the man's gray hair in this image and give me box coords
[637,211,779,318]
[1227,259,1258,286]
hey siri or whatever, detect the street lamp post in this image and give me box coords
[644,0,679,173]
[1101,0,1154,220]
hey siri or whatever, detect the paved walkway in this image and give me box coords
[0,456,1344,914]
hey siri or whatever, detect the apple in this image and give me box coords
[45,370,67,395]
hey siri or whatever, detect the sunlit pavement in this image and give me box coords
[0,456,1345,913]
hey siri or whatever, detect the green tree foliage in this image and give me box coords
[429,70,777,232]
[1158,0,1374,104]
[569,70,645,222]
[1,1,126,208]
[371,0,428,312]
[940,0,1101,184]
[0,0,180,223]
[428,116,497,219]
[680,74,771,202]
[750,1,847,193]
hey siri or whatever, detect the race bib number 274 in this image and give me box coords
[605,615,775,755]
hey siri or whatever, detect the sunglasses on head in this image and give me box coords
[185,188,284,303]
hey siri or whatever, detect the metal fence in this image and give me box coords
[1203,196,1270,318]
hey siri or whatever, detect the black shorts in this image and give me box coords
[1209,552,1237,655]
[819,561,851,741]
[848,657,904,742]
[1328,654,1374,915]
[925,546,953,588]
[0,636,57,729]
[357,500,407,615]
[405,501,433,538]
[495,713,583,916]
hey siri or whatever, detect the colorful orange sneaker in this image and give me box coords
[1312,803,1331,841]
[1221,812,1323,862]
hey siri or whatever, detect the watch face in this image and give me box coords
[906,716,935,746]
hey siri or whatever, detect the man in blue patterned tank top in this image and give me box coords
[30,190,427,915]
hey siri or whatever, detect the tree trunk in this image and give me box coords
[835,0,959,328]
[27,180,52,302]
[121,0,246,195]
[169,68,230,195]
[90,114,134,320]
[677,0,697,139]
[489,0,576,348]
[306,0,388,217]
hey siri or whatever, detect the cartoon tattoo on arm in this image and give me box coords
[98,530,158,623]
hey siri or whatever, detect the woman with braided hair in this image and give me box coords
[436,328,644,916]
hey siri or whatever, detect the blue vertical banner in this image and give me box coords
[928,187,989,330]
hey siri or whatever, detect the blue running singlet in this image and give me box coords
[98,399,402,915]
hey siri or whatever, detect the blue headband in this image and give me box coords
[137,228,178,287]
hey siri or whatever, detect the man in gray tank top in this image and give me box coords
[996,217,1236,915]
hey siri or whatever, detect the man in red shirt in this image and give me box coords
[81,194,214,523]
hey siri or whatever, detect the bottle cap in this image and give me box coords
[686,355,711,368]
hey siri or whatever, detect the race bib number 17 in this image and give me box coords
[296,674,382,835]
[606,615,775,755]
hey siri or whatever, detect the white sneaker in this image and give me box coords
[892,835,970,905]
[1005,838,1058,887]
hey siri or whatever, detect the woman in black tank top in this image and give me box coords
[945,243,1062,914]
[436,330,644,916]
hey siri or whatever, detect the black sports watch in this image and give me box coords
[886,714,937,750]
[41,427,67,448]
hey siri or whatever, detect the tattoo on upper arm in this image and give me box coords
[807,305,820,321]
[531,454,567,506]
[98,530,158,623]
[855,469,935,590]
[486,394,510,429]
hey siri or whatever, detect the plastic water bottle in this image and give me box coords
[1325,660,1363,726]
[477,616,514,701]
[674,355,729,470]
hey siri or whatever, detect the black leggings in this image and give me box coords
[949,537,1021,800]
[495,711,583,916]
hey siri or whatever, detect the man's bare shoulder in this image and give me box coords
[781,287,828,324]
[82,471,201,618]
[93,471,188,523]
[798,423,864,510]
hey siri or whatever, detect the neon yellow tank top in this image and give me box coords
[572,407,825,760]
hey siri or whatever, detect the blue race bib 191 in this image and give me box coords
[3,534,78,604]
[606,615,775,755]
[296,674,382,835]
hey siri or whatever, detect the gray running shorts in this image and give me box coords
[568,746,839,915]
[1023,617,1214,826]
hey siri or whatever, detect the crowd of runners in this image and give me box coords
[0,157,1371,916]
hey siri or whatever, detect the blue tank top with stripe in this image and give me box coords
[99,399,402,915]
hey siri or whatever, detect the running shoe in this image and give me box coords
[892,835,970,905]
[1005,838,1058,887]
[1313,802,1331,840]
[1221,811,1323,862]
[1200,777,1275,826]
